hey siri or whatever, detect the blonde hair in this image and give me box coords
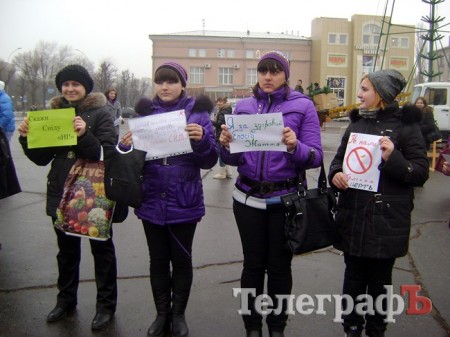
[360,75,386,110]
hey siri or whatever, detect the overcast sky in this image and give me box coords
[1,0,449,78]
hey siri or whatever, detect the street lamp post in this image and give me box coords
[7,47,22,63]
[5,47,22,90]
[75,49,87,58]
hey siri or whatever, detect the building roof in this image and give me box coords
[150,30,310,40]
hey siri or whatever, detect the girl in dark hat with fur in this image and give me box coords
[119,61,218,337]
[328,69,429,337]
[17,64,118,331]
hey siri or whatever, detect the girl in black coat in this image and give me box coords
[328,70,429,337]
[17,65,117,331]
[415,96,438,149]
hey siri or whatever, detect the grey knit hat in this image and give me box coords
[366,69,406,104]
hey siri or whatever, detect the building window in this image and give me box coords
[391,37,409,48]
[328,33,348,45]
[327,77,346,106]
[245,50,254,59]
[189,48,206,57]
[218,49,226,57]
[227,49,235,58]
[362,24,381,46]
[190,67,204,84]
[219,67,234,84]
[246,68,257,86]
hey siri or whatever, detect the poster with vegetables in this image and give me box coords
[54,159,115,240]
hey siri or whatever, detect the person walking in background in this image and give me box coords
[17,65,118,331]
[414,96,438,150]
[212,97,233,179]
[105,87,122,142]
[0,80,16,142]
[294,79,304,93]
[219,51,323,337]
[328,69,429,337]
[119,61,218,337]
[313,82,321,94]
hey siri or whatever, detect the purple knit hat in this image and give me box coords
[258,51,290,80]
[156,61,188,87]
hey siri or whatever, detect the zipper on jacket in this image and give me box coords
[259,96,273,181]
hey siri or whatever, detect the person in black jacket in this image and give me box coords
[211,97,233,179]
[414,96,439,149]
[328,69,429,337]
[17,64,117,331]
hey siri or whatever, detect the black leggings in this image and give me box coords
[142,221,197,282]
[233,200,293,332]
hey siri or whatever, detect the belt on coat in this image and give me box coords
[239,175,298,195]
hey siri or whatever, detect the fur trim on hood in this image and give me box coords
[349,102,422,125]
[50,92,107,112]
[192,95,214,113]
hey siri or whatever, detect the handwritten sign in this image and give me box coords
[128,109,192,160]
[27,108,77,149]
[225,113,285,154]
[343,132,382,192]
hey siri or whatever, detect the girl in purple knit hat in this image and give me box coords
[119,61,218,337]
[219,51,323,337]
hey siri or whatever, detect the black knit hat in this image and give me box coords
[55,64,94,94]
[366,69,406,104]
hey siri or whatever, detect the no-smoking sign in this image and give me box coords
[343,133,382,192]
[346,146,373,174]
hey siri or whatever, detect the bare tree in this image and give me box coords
[117,70,151,108]
[12,41,87,108]
[5,41,148,111]
[94,60,118,92]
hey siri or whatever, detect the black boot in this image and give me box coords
[171,272,191,337]
[148,274,172,337]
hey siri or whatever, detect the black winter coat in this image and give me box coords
[211,103,232,141]
[328,103,429,258]
[19,93,115,217]
[0,127,21,199]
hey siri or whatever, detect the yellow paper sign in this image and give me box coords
[27,108,77,148]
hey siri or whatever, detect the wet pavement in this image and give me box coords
[0,120,449,337]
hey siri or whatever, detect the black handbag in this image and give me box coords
[281,162,339,255]
[103,145,147,209]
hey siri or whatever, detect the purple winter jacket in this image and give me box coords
[134,94,218,225]
[220,87,323,198]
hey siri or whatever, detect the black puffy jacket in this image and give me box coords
[328,102,429,258]
[19,93,115,217]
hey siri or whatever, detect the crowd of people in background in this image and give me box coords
[1,51,450,337]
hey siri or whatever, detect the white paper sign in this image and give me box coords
[343,132,382,192]
[225,112,285,154]
[128,109,192,160]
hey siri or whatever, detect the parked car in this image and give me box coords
[121,108,137,118]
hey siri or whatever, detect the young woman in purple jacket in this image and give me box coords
[119,62,218,337]
[219,51,323,337]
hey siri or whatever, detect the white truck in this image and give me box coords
[411,82,450,139]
